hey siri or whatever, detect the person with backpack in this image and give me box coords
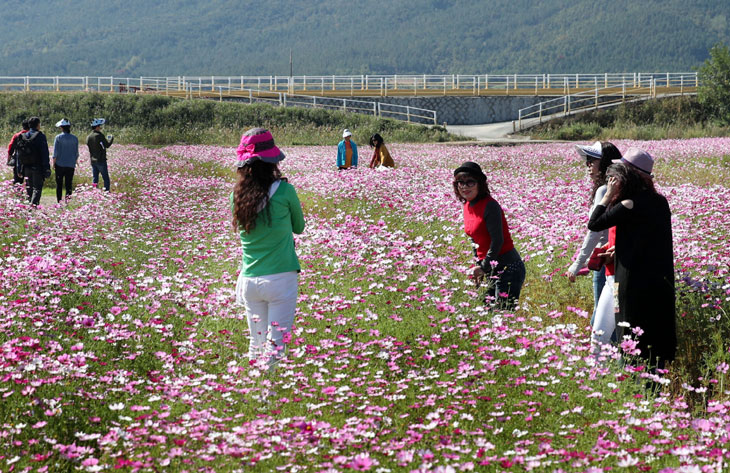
[52,118,79,202]
[86,118,114,191]
[6,119,29,186]
[17,117,50,205]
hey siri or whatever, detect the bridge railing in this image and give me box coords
[182,84,438,124]
[0,73,698,97]
[174,72,698,95]
[516,76,695,130]
[0,76,183,93]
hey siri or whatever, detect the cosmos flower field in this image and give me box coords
[1,139,730,472]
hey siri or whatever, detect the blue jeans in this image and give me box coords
[91,161,110,191]
[590,266,607,326]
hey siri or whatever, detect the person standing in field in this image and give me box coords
[86,118,113,191]
[336,129,358,170]
[567,141,621,315]
[232,128,305,371]
[6,119,29,186]
[588,148,676,368]
[18,117,50,206]
[52,118,79,202]
[368,133,395,169]
[454,161,525,309]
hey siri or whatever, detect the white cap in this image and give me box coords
[342,129,352,138]
[91,118,106,127]
[575,141,602,159]
[55,118,71,127]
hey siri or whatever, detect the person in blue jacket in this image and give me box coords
[336,129,358,169]
[52,118,79,202]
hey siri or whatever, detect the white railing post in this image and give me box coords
[539,103,542,123]
[407,105,411,123]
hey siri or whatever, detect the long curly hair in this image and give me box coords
[232,161,282,233]
[605,162,656,205]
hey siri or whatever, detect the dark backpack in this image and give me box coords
[16,132,40,166]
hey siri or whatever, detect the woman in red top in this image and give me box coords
[454,161,525,309]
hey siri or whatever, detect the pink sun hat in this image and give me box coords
[613,147,654,175]
[236,128,285,166]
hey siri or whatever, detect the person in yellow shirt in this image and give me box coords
[368,133,395,169]
[336,129,358,169]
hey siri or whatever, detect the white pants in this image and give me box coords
[235,271,299,370]
[592,274,616,358]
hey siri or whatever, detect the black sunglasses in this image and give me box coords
[454,179,478,188]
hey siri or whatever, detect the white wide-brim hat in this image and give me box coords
[575,141,602,159]
[55,118,71,127]
[342,129,352,138]
[91,118,106,127]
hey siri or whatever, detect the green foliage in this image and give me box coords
[0,0,727,75]
[698,43,730,124]
[529,96,730,140]
[0,93,460,146]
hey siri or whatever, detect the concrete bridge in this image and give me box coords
[0,73,698,126]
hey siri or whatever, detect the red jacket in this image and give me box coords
[7,130,23,159]
[463,196,514,261]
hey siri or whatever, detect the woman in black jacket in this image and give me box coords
[587,148,676,368]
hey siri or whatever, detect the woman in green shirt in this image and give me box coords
[232,128,305,371]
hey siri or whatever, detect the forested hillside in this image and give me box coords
[0,0,727,76]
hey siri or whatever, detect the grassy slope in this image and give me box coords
[525,96,730,140]
[0,92,461,146]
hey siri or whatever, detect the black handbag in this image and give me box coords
[6,153,16,167]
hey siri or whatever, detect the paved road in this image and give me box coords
[446,115,553,142]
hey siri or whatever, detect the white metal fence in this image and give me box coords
[188,85,438,124]
[171,72,699,95]
[0,72,699,96]
[516,77,696,130]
